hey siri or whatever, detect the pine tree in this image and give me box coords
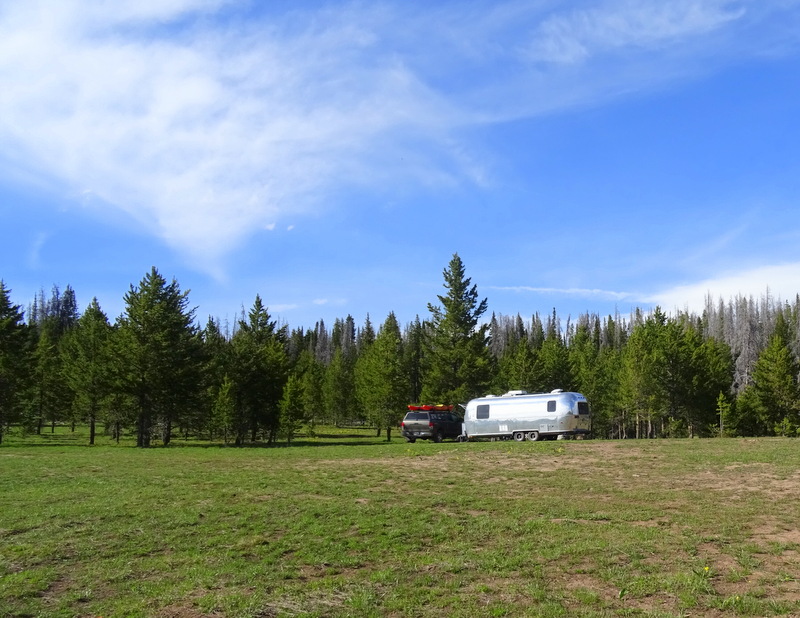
[28,321,62,433]
[294,349,324,432]
[355,312,408,440]
[60,298,115,445]
[421,253,491,405]
[279,373,306,445]
[403,316,425,404]
[749,313,800,435]
[0,282,29,445]
[26,286,78,434]
[200,317,230,440]
[323,347,357,426]
[118,267,202,447]
[538,309,572,391]
[621,308,666,438]
[211,375,235,444]
[229,295,288,445]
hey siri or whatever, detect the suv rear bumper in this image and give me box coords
[402,429,434,439]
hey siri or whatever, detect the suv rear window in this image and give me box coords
[405,412,429,421]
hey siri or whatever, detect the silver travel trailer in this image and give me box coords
[462,390,590,441]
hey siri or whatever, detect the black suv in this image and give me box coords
[401,408,463,443]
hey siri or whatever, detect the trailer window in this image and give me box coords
[577,402,589,415]
[547,400,556,412]
[476,404,490,419]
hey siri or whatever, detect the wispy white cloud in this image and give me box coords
[1,0,795,278]
[312,297,347,307]
[27,232,50,269]
[488,285,639,302]
[0,0,457,275]
[490,260,800,316]
[644,263,800,313]
[525,0,746,64]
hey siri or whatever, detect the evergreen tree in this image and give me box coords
[229,295,288,445]
[621,309,666,438]
[26,286,78,434]
[421,253,491,405]
[60,298,115,445]
[0,282,29,444]
[279,373,306,445]
[355,312,408,440]
[323,346,358,426]
[28,321,63,433]
[403,316,425,403]
[688,331,734,436]
[496,336,540,394]
[211,375,235,444]
[200,317,230,440]
[295,350,324,432]
[538,310,572,391]
[749,315,800,435]
[118,267,202,447]
[569,319,600,403]
[358,314,376,353]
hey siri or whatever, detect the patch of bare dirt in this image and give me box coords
[753,518,800,546]
[156,605,224,618]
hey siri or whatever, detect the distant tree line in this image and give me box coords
[1,254,799,446]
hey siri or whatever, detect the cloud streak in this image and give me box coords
[525,0,745,64]
[488,285,639,302]
[1,0,796,279]
[644,263,800,313]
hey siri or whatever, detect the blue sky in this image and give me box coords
[2,0,800,331]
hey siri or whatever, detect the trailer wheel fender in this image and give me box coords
[512,431,525,442]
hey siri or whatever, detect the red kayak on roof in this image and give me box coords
[407,404,453,411]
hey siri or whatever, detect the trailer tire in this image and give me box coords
[512,431,525,442]
[526,431,540,442]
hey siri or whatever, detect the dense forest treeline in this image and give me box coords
[1,254,799,446]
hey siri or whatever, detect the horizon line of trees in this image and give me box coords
[1,255,799,446]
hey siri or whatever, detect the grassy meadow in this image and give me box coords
[1,429,800,617]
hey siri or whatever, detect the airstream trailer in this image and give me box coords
[462,390,590,441]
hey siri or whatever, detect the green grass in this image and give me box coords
[2,429,800,616]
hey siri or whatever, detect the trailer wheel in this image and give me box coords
[526,431,540,442]
[512,432,525,442]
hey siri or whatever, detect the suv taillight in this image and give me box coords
[429,421,434,428]
[401,422,405,428]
